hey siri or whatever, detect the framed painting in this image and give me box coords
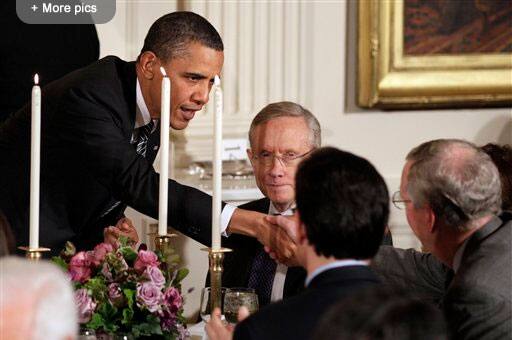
[357,0,512,109]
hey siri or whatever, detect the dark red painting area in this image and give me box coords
[404,0,512,55]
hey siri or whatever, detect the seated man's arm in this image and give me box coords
[371,245,450,304]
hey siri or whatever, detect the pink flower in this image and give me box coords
[101,262,113,281]
[134,250,159,273]
[90,242,114,267]
[69,251,92,283]
[143,266,165,289]
[108,283,124,306]
[163,287,182,314]
[136,282,162,313]
[75,288,96,323]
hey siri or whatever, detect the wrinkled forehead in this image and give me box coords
[252,117,312,151]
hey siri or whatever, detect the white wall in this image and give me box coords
[97,0,511,320]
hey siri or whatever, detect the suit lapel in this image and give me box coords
[118,61,137,140]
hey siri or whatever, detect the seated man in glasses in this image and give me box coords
[208,102,391,308]
[207,147,389,340]
[373,139,511,339]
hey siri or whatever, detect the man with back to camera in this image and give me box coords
[213,101,393,308]
[0,11,294,258]
[371,139,511,339]
[207,147,390,340]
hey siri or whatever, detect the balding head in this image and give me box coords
[405,139,501,231]
[0,257,77,340]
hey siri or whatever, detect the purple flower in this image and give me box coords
[159,309,177,332]
[75,288,96,323]
[143,266,165,289]
[108,283,124,306]
[163,287,182,314]
[69,251,92,283]
[136,282,162,313]
[134,250,159,273]
[90,242,114,267]
[100,262,113,281]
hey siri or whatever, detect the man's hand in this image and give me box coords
[227,209,297,263]
[264,215,301,265]
[205,308,234,340]
[103,217,139,247]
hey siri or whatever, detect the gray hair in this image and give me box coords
[406,139,502,231]
[248,101,321,149]
[0,257,78,340]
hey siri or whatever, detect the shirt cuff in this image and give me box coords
[221,204,237,237]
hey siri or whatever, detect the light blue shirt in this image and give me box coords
[305,259,369,287]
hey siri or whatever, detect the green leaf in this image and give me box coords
[118,235,130,247]
[87,312,107,330]
[131,315,163,336]
[123,288,135,310]
[174,268,189,284]
[84,277,107,301]
[121,308,134,325]
[119,246,137,263]
[51,256,68,271]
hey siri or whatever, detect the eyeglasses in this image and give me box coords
[252,149,314,168]
[392,191,412,210]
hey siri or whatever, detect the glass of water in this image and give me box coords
[223,287,259,324]
[199,287,227,322]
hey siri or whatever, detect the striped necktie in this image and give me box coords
[135,120,155,157]
[101,120,155,218]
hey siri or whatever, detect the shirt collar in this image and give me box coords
[305,260,369,287]
[268,201,296,216]
[452,237,470,273]
[135,79,152,129]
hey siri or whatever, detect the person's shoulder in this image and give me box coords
[238,197,269,213]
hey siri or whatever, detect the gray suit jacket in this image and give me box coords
[372,212,512,340]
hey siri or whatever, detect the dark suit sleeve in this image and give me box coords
[56,85,215,246]
[233,319,257,340]
[371,246,449,304]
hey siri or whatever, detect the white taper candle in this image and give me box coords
[212,75,223,250]
[29,74,41,249]
[159,67,170,236]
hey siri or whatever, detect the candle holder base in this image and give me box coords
[153,234,178,252]
[18,246,51,261]
[201,247,232,313]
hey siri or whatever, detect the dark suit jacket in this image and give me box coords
[216,197,393,306]
[0,56,217,255]
[372,212,512,340]
[233,265,380,340]
[220,198,307,303]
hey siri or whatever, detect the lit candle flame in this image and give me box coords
[34,74,39,85]
[160,67,167,77]
[214,75,220,86]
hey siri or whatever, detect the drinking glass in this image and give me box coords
[199,287,227,322]
[223,288,259,324]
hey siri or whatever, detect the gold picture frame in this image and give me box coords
[357,0,512,109]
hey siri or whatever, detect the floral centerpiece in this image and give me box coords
[52,237,189,339]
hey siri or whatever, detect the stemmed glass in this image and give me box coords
[200,287,227,322]
[223,288,259,324]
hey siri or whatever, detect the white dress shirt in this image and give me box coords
[135,79,235,234]
[268,202,295,303]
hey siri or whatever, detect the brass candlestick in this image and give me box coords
[202,247,232,314]
[18,246,51,261]
[153,234,178,253]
